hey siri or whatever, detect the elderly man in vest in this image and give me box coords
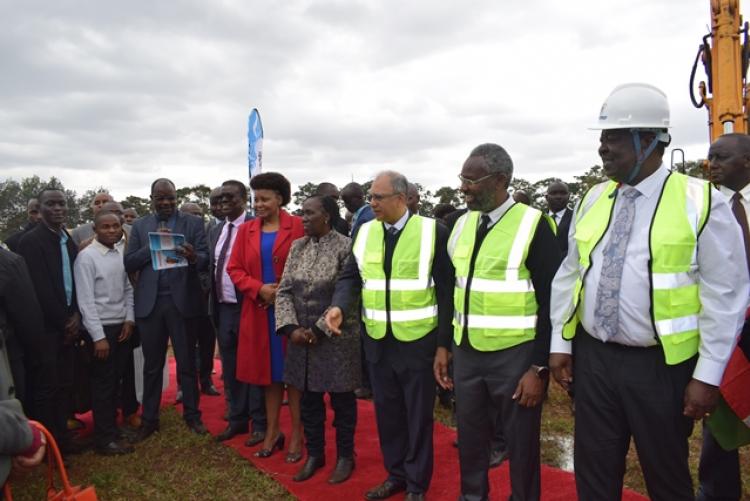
[326,171,454,501]
[434,144,561,501]
[549,83,748,501]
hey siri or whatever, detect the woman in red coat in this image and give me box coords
[227,172,305,461]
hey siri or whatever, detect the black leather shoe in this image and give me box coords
[186,420,208,435]
[328,456,354,484]
[95,441,135,456]
[489,448,508,469]
[293,456,325,482]
[131,423,159,444]
[201,383,221,396]
[404,493,424,501]
[364,480,406,500]
[244,430,266,447]
[215,425,248,442]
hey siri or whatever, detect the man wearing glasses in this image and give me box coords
[436,144,560,501]
[326,171,454,501]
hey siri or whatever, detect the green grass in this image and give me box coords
[7,407,293,501]
[9,385,750,499]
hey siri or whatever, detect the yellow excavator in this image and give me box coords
[691,0,750,142]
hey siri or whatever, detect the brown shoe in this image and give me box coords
[125,413,142,428]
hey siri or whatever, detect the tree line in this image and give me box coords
[1,161,706,242]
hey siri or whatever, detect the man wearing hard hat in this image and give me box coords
[548,83,749,500]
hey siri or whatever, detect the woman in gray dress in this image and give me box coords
[276,195,361,485]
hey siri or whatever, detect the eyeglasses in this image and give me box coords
[367,193,399,202]
[458,173,496,186]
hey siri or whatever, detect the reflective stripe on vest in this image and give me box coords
[562,172,710,365]
[353,215,438,341]
[449,204,541,352]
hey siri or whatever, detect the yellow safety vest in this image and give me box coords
[448,204,543,351]
[562,172,711,364]
[353,215,438,341]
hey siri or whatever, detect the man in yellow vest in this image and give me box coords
[435,143,561,501]
[326,171,454,501]
[549,83,748,501]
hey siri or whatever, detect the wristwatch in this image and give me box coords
[530,365,549,379]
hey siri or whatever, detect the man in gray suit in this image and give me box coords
[211,180,267,444]
[125,178,209,441]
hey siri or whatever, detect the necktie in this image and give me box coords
[387,226,399,237]
[476,214,491,245]
[732,192,750,274]
[215,223,235,302]
[60,232,73,306]
[593,187,642,340]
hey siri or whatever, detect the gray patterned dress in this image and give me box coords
[276,230,361,393]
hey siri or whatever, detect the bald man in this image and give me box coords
[71,192,114,247]
[4,199,41,253]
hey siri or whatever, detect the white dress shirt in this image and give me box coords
[383,209,410,232]
[74,238,134,342]
[719,183,750,226]
[214,212,246,304]
[550,165,749,385]
[549,208,567,225]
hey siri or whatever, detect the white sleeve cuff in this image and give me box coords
[550,330,573,355]
[692,356,726,386]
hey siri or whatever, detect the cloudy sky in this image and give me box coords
[0,1,742,201]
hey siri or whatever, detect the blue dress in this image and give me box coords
[261,231,284,383]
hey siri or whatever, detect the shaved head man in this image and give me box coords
[4,198,41,252]
[71,191,114,247]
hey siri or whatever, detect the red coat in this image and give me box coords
[227,210,304,385]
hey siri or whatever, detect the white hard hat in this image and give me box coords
[591,83,670,140]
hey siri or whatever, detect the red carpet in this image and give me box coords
[155,359,648,500]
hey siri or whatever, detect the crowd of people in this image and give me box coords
[2,81,750,501]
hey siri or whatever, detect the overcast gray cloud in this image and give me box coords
[0,0,738,200]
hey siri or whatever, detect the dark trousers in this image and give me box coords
[454,342,541,501]
[116,335,139,417]
[573,329,695,501]
[90,324,130,447]
[369,358,435,494]
[697,422,742,501]
[216,303,266,431]
[180,315,216,388]
[138,295,201,425]
[301,391,356,458]
[29,334,74,447]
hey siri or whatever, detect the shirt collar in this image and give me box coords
[384,209,410,231]
[550,208,567,219]
[719,182,750,201]
[226,212,246,227]
[624,164,669,199]
[482,195,515,226]
[92,238,119,255]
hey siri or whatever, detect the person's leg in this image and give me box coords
[573,332,632,501]
[55,343,75,448]
[301,390,326,458]
[249,384,267,433]
[330,391,357,459]
[137,300,170,427]
[217,303,249,430]
[369,359,407,488]
[397,364,435,495]
[164,300,201,424]
[625,350,696,501]
[453,346,493,501]
[286,385,303,455]
[697,422,742,501]
[196,315,216,389]
[90,325,121,447]
[118,335,139,418]
[258,383,283,451]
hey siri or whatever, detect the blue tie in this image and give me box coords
[60,232,73,306]
[593,187,642,340]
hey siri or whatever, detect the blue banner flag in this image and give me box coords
[248,108,264,180]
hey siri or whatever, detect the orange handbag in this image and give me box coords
[2,421,98,501]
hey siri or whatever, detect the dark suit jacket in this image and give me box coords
[553,207,574,256]
[332,215,454,370]
[16,224,78,335]
[208,213,253,321]
[4,222,37,253]
[124,212,209,319]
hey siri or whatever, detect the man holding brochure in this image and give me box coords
[124,178,210,441]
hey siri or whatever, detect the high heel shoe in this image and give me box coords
[285,449,303,463]
[254,433,285,458]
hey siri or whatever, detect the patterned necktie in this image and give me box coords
[215,223,235,302]
[60,232,73,306]
[593,187,642,340]
[732,192,750,274]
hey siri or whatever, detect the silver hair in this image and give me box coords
[469,143,513,184]
[375,170,409,195]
